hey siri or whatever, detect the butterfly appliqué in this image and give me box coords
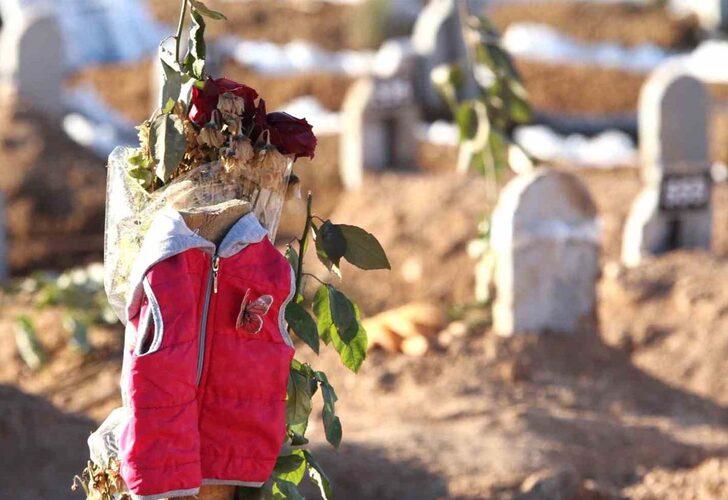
[236,289,273,335]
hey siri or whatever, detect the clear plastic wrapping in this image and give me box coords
[104,146,292,322]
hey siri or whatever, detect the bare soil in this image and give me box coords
[489,1,700,49]
[148,0,373,51]
[66,59,352,125]
[0,104,106,275]
[2,253,727,499]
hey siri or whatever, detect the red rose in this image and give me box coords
[264,112,317,160]
[188,78,259,126]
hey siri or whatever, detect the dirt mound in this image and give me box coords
[326,171,489,314]
[0,105,106,275]
[149,0,369,51]
[625,458,728,499]
[1,250,727,498]
[67,59,352,124]
[489,1,699,49]
[0,385,96,499]
[516,60,644,116]
[599,251,728,405]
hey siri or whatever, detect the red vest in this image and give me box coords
[119,209,295,499]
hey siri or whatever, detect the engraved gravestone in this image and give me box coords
[622,65,713,267]
[491,169,600,336]
[339,76,419,190]
[411,0,477,119]
[0,8,64,116]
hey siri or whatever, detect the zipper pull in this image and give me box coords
[212,256,220,294]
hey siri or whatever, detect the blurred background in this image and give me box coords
[0,0,726,498]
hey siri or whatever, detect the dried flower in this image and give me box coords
[189,78,258,127]
[256,147,290,190]
[218,92,246,116]
[233,135,255,164]
[224,115,244,136]
[197,124,226,149]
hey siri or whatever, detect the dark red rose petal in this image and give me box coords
[265,111,317,160]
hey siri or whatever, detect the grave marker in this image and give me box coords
[688,1,728,32]
[0,8,64,116]
[339,76,419,190]
[411,0,477,119]
[491,168,600,336]
[622,65,713,267]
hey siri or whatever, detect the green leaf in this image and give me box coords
[315,221,346,271]
[274,451,306,485]
[272,478,305,500]
[62,314,90,355]
[14,316,45,370]
[285,246,299,275]
[315,372,342,449]
[331,304,367,373]
[151,113,186,183]
[313,286,333,346]
[313,286,367,372]
[303,451,333,500]
[183,9,207,79]
[159,58,184,110]
[189,0,228,20]
[286,364,313,436]
[285,302,319,354]
[338,225,390,270]
[328,286,358,343]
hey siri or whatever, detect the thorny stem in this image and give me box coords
[174,0,188,64]
[294,193,314,301]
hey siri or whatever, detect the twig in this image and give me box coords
[174,0,188,64]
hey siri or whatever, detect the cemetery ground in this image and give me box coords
[1,0,728,498]
[1,154,727,498]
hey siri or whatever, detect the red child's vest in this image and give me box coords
[119,209,295,499]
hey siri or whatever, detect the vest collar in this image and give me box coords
[123,208,268,324]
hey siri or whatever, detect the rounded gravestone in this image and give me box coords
[491,168,601,336]
[624,64,713,267]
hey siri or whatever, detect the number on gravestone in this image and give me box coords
[659,173,711,211]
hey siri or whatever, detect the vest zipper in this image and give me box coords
[196,254,219,386]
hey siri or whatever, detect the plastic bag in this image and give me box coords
[104,146,292,322]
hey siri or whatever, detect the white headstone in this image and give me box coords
[0,0,163,70]
[0,191,7,282]
[684,1,728,32]
[411,0,477,119]
[623,65,713,267]
[339,76,420,190]
[491,168,601,336]
[0,8,64,116]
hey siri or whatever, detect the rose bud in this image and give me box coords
[265,112,317,160]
